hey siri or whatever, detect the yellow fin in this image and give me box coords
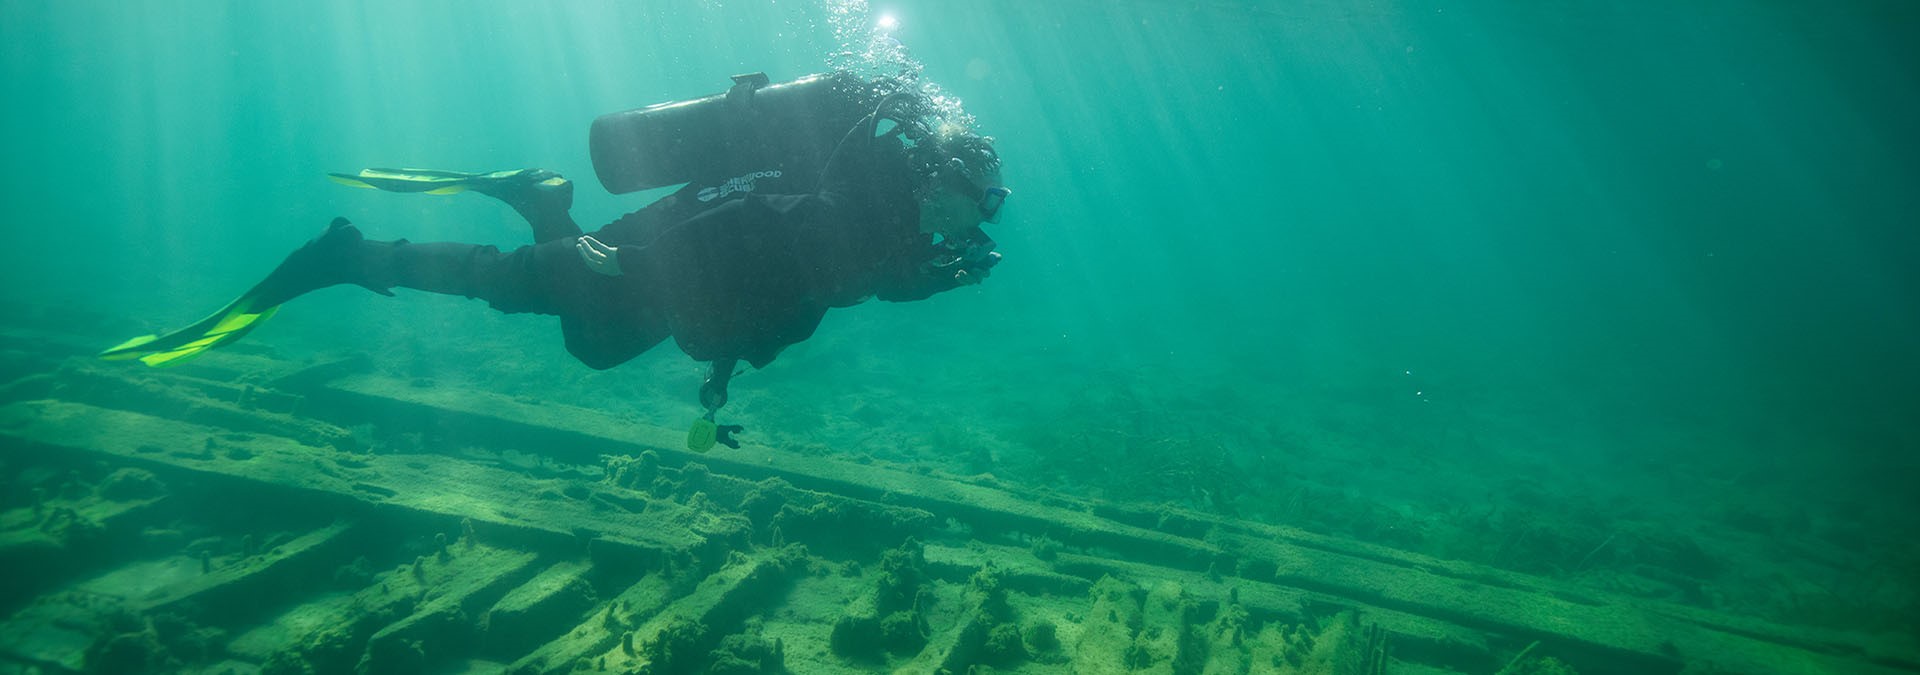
[100,304,279,368]
[327,174,378,189]
[98,334,160,360]
[687,418,718,453]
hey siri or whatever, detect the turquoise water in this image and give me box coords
[4,0,1918,655]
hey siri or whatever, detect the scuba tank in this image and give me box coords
[589,72,872,196]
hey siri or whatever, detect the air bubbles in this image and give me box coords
[823,0,981,137]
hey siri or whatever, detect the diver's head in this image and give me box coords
[919,163,1009,235]
[916,134,1010,235]
[857,75,1007,234]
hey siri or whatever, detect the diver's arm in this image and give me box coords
[876,242,999,302]
[876,258,989,301]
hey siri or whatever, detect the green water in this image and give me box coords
[4,0,1917,642]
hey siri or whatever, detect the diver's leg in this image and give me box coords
[102,217,435,365]
[382,239,581,315]
[102,217,641,367]
[472,170,583,245]
[243,218,399,308]
[389,237,669,368]
[246,218,591,315]
[331,168,583,244]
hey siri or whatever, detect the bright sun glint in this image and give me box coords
[876,13,899,31]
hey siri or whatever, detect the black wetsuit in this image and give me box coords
[377,129,964,371]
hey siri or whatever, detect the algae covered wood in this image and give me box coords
[2,321,1916,675]
[0,399,725,555]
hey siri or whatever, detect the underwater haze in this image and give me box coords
[4,0,1920,672]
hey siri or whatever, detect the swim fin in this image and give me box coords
[328,167,570,198]
[99,297,281,367]
[330,168,580,243]
[100,217,387,367]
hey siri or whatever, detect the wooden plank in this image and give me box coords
[358,547,541,675]
[480,559,597,658]
[510,573,675,675]
[302,377,1913,675]
[0,400,727,557]
[225,543,535,673]
[1,339,1912,674]
[585,548,798,674]
[0,522,351,673]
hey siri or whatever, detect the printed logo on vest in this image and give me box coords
[697,169,784,202]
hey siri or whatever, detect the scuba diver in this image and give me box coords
[100,72,1011,451]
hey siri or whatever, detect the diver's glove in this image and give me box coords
[954,251,1001,285]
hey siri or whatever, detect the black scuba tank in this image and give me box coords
[589,72,871,196]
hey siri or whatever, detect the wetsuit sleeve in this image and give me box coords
[876,275,964,302]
